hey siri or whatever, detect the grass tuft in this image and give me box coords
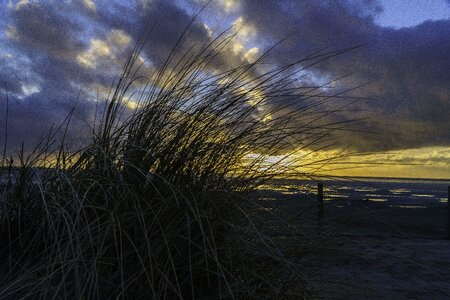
[0,24,358,299]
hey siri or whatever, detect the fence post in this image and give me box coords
[317,182,324,227]
[447,186,450,240]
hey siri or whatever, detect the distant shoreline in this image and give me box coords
[332,175,450,182]
[272,175,450,182]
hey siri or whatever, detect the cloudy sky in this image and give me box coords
[0,0,449,178]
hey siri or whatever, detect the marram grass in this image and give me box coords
[0,24,358,299]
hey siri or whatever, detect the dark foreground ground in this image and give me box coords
[310,236,450,299]
[250,191,450,299]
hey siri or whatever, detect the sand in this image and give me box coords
[307,236,450,299]
[251,194,450,299]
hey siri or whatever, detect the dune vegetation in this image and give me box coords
[0,23,358,299]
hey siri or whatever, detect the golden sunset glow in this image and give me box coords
[276,146,450,179]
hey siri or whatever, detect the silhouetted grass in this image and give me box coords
[0,24,359,299]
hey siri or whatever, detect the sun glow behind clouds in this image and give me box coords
[218,0,239,13]
[7,0,30,10]
[4,26,19,40]
[82,0,97,12]
[77,29,132,69]
[20,83,40,97]
[77,39,110,68]
[202,15,261,64]
[245,146,450,179]
[287,146,450,179]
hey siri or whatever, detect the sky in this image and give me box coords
[375,0,450,28]
[0,0,449,178]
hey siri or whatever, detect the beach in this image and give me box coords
[304,236,450,299]
[251,177,450,298]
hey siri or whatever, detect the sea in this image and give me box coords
[259,177,450,207]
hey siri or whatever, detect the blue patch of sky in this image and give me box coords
[375,0,450,28]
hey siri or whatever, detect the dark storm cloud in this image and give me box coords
[239,0,450,151]
[8,2,85,59]
[0,0,213,153]
[92,0,218,67]
[0,2,99,152]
